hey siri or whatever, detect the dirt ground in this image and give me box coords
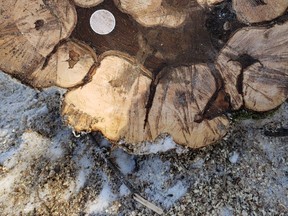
[0,71,287,215]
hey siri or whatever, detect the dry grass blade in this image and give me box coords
[133,193,164,215]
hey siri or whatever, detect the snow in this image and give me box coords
[100,138,111,148]
[142,136,178,154]
[190,157,205,169]
[0,147,17,165]
[119,135,186,154]
[0,73,38,151]
[160,181,188,207]
[0,131,50,209]
[48,139,64,160]
[0,71,287,214]
[111,148,135,175]
[219,206,234,216]
[229,151,239,164]
[75,154,93,193]
[86,179,117,214]
[119,184,130,196]
[135,157,188,208]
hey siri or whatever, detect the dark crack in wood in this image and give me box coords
[197,63,230,122]
[251,0,267,7]
[232,54,261,95]
[41,39,68,70]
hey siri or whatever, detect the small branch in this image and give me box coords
[133,194,164,215]
[264,128,288,137]
[88,133,164,215]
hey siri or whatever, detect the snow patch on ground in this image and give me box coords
[0,73,38,151]
[0,131,51,213]
[86,176,117,214]
[135,157,188,208]
[119,184,130,197]
[0,147,18,165]
[120,135,187,154]
[111,148,135,175]
[75,154,93,193]
[219,205,234,216]
[0,71,287,214]
[141,136,178,154]
[159,181,187,207]
[229,151,239,164]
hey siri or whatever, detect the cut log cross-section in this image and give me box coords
[62,52,153,142]
[62,55,230,148]
[197,0,224,7]
[233,0,288,24]
[1,0,288,151]
[0,0,77,84]
[30,40,97,88]
[114,0,187,28]
[72,0,215,73]
[217,21,288,112]
[146,65,229,148]
[73,0,104,8]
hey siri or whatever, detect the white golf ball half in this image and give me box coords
[89,9,116,35]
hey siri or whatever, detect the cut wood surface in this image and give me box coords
[30,40,97,88]
[0,0,76,83]
[147,65,229,148]
[233,0,288,24]
[62,59,229,148]
[217,21,288,111]
[62,51,152,142]
[73,0,104,8]
[114,0,188,28]
[197,0,224,7]
[72,0,213,73]
[1,0,288,150]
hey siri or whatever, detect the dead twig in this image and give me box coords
[88,133,164,215]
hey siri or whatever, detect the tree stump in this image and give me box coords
[0,0,287,151]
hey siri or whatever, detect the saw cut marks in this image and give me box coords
[62,51,152,143]
[114,0,188,28]
[217,21,288,111]
[0,0,76,84]
[197,0,224,7]
[233,0,288,24]
[62,60,229,148]
[30,40,97,88]
[0,0,287,151]
[147,65,229,148]
[73,0,104,8]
